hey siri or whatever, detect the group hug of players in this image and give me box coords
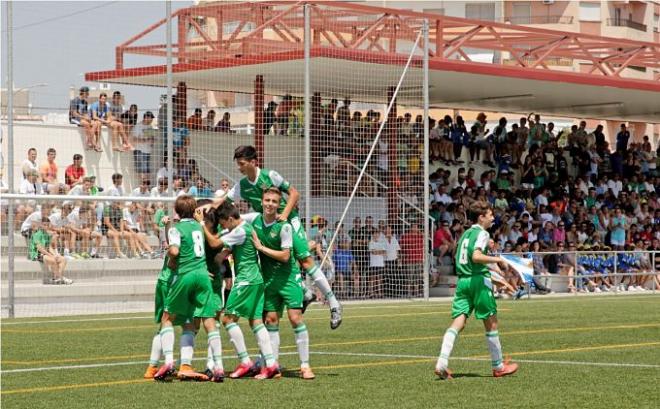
[144,145,342,382]
[144,144,519,382]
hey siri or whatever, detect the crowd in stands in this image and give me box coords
[6,89,660,293]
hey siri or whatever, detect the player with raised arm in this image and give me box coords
[200,201,280,380]
[209,145,342,329]
[245,187,315,379]
[152,196,224,382]
[434,201,518,379]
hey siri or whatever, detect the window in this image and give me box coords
[512,2,532,24]
[654,13,659,32]
[579,2,601,22]
[465,3,496,21]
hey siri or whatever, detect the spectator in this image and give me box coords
[131,111,155,182]
[29,217,73,285]
[123,201,154,258]
[151,178,170,198]
[433,220,455,264]
[67,205,102,258]
[64,154,85,188]
[610,207,627,250]
[616,123,630,154]
[187,108,203,130]
[102,201,130,259]
[16,170,43,230]
[69,86,98,151]
[203,110,216,131]
[383,226,401,298]
[264,101,277,135]
[172,119,190,159]
[333,239,357,298]
[120,103,139,132]
[451,115,468,164]
[216,112,234,133]
[399,222,424,296]
[108,91,132,151]
[188,177,213,198]
[39,148,68,194]
[214,178,231,198]
[21,148,39,180]
[275,94,293,135]
[106,173,125,197]
[368,230,386,298]
[131,176,156,233]
[89,92,112,152]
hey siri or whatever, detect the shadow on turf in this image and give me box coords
[436,373,489,379]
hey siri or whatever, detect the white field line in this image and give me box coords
[1,304,446,326]
[3,350,659,375]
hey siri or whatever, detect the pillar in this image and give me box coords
[254,75,264,166]
[387,87,399,229]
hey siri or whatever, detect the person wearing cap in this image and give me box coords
[131,111,155,182]
[69,86,99,150]
[64,154,85,188]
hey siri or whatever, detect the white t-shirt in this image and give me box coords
[131,123,154,154]
[106,185,124,197]
[21,210,42,233]
[21,159,38,179]
[383,236,400,261]
[368,237,386,267]
[67,207,85,229]
[132,187,151,198]
[607,179,622,197]
[123,208,141,231]
[19,178,42,207]
[49,211,69,228]
[151,187,170,198]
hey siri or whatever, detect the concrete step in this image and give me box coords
[1,277,155,304]
[1,257,161,280]
[430,286,455,297]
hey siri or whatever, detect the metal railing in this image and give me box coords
[506,15,573,25]
[607,18,647,32]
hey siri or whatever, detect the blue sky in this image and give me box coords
[2,1,192,114]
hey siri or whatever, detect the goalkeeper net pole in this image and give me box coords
[317,30,423,277]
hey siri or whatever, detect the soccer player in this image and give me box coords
[153,196,224,382]
[208,145,342,329]
[434,201,518,379]
[245,188,315,379]
[200,201,280,380]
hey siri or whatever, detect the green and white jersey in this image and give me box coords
[28,229,50,261]
[168,219,206,276]
[226,167,297,219]
[158,256,172,283]
[243,212,299,285]
[221,220,263,285]
[455,224,490,277]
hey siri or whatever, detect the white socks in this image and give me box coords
[266,324,281,362]
[308,265,340,310]
[486,330,504,370]
[225,322,250,364]
[294,324,310,368]
[159,326,175,366]
[207,323,223,371]
[436,327,458,371]
[180,330,195,366]
[149,333,162,366]
[252,324,276,367]
[207,330,223,371]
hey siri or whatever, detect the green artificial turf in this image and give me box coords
[2,294,659,409]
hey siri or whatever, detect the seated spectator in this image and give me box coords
[123,201,154,258]
[108,91,132,151]
[216,112,234,133]
[89,92,112,152]
[187,108,204,130]
[120,104,139,131]
[48,204,74,258]
[132,176,155,232]
[40,148,69,194]
[433,220,455,264]
[188,176,213,198]
[21,148,39,180]
[102,201,130,258]
[69,86,98,151]
[28,217,73,285]
[64,154,85,188]
[151,178,170,198]
[203,110,216,131]
[67,205,102,258]
[214,178,231,198]
[17,170,43,229]
[131,111,155,181]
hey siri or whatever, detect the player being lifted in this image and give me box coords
[243,188,315,379]
[208,145,342,329]
[434,201,518,379]
[200,201,280,380]
[153,196,225,382]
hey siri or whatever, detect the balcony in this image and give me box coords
[506,15,573,25]
[607,18,647,31]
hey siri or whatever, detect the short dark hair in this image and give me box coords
[175,195,197,219]
[144,111,154,118]
[216,201,240,221]
[233,145,258,161]
[47,148,56,155]
[99,92,107,98]
[113,91,121,97]
[73,154,83,160]
[112,173,123,183]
